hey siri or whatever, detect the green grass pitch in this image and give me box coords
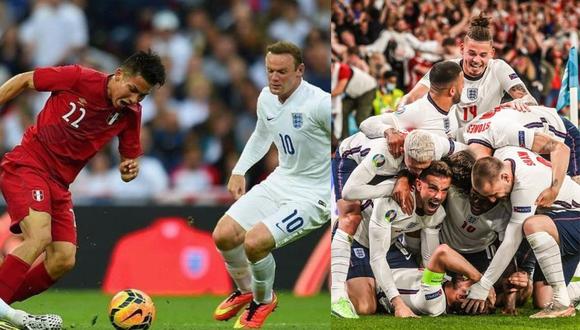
[332,302,579,330]
[11,290,330,329]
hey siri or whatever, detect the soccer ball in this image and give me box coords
[108,289,155,330]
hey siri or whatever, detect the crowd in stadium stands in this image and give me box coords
[0,0,330,205]
[332,0,580,140]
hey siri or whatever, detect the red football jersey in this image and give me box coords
[3,65,142,186]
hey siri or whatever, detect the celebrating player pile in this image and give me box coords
[331,13,580,320]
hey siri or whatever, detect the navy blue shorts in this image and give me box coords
[458,239,535,280]
[332,149,358,200]
[533,210,580,285]
[347,239,419,280]
[562,116,580,177]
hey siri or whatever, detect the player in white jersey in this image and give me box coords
[211,41,330,328]
[466,147,580,318]
[385,244,490,316]
[359,61,463,158]
[331,130,464,318]
[341,162,452,318]
[464,105,580,183]
[401,14,538,143]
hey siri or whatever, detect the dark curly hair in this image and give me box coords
[442,150,476,194]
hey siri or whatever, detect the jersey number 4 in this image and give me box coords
[62,102,86,128]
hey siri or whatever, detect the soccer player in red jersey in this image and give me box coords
[0,50,165,329]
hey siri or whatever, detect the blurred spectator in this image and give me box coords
[331,59,377,139]
[372,70,404,115]
[151,10,193,87]
[110,127,170,204]
[19,0,88,67]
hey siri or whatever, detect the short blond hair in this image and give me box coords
[404,130,436,162]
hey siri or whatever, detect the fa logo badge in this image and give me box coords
[467,215,478,224]
[466,88,478,101]
[353,247,366,259]
[372,154,386,168]
[32,189,44,202]
[384,209,397,223]
[443,118,450,133]
[292,113,303,129]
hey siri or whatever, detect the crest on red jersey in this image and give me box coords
[32,189,44,202]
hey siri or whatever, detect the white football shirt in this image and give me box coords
[477,146,580,291]
[419,58,523,133]
[463,105,567,149]
[359,94,456,139]
[232,80,331,194]
[441,186,511,253]
[391,268,447,316]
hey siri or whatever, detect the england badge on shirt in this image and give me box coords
[466,88,478,101]
[292,113,303,129]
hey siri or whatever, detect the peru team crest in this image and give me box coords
[466,88,478,101]
[32,189,44,202]
[292,113,303,129]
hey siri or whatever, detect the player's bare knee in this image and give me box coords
[522,215,548,235]
[337,199,361,216]
[213,215,245,250]
[49,251,76,275]
[338,213,362,234]
[433,244,450,258]
[352,297,376,315]
[244,233,273,262]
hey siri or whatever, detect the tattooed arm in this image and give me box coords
[503,84,538,111]
[531,132,570,207]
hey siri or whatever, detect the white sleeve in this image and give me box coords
[315,93,332,134]
[231,103,272,175]
[413,284,446,316]
[490,123,535,150]
[433,134,467,159]
[420,227,440,267]
[405,33,441,54]
[369,201,400,301]
[418,70,431,89]
[365,31,392,54]
[478,220,523,290]
[496,60,524,93]
[342,161,396,200]
[479,187,538,290]
[359,113,399,138]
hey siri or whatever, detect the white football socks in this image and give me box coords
[331,228,352,303]
[527,232,570,306]
[0,298,21,325]
[251,253,276,304]
[220,245,252,293]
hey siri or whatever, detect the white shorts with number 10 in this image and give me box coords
[226,174,330,248]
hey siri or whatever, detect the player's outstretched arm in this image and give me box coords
[463,221,523,313]
[531,133,570,207]
[119,157,139,182]
[398,83,429,110]
[0,71,34,105]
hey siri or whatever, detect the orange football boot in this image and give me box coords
[214,290,253,321]
[233,293,278,328]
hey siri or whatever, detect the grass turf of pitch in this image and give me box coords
[12,290,330,329]
[332,304,579,330]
